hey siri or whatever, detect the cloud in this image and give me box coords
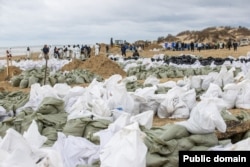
[0,0,250,46]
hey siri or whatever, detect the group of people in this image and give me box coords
[165,39,239,52]
[41,44,96,60]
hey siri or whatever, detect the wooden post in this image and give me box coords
[6,57,9,76]
[44,55,48,85]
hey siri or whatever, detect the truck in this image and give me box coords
[239,38,250,46]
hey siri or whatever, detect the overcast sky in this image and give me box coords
[0,0,250,47]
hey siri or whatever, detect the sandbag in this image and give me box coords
[28,75,39,88]
[176,97,227,134]
[36,97,64,114]
[100,123,147,167]
[62,117,92,137]
[11,76,22,87]
[19,78,29,88]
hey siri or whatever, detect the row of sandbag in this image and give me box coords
[0,91,29,120]
[1,105,250,167]
[126,64,242,80]
[1,79,250,166]
[10,67,103,88]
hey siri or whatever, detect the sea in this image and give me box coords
[0,45,44,57]
[0,44,94,57]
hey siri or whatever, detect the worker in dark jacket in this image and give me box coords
[42,44,50,60]
[132,49,140,59]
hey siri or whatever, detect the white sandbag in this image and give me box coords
[176,97,227,134]
[0,128,32,155]
[95,112,131,150]
[130,110,154,129]
[190,75,202,89]
[201,75,214,90]
[132,86,158,114]
[143,75,159,86]
[89,99,113,121]
[201,83,222,98]
[23,120,47,149]
[53,83,72,99]
[63,86,85,112]
[100,122,147,167]
[67,96,93,120]
[36,147,64,167]
[53,133,99,167]
[235,79,250,109]
[122,75,137,83]
[17,83,60,113]
[0,149,36,167]
[222,83,239,109]
[222,67,235,86]
[107,82,135,114]
[182,88,197,110]
[157,87,190,119]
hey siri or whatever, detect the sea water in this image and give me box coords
[0,45,43,57]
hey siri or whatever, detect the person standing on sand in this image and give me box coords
[190,42,194,52]
[42,44,50,60]
[26,47,31,59]
[233,40,238,51]
[121,44,126,57]
[95,43,100,56]
[6,49,12,66]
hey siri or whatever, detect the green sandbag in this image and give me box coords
[63,117,92,137]
[49,76,57,86]
[0,117,15,137]
[19,78,29,88]
[188,133,218,147]
[189,146,209,151]
[158,71,167,78]
[57,75,66,83]
[158,124,190,141]
[42,127,58,146]
[37,97,64,114]
[184,68,195,77]
[176,137,194,151]
[146,152,169,167]
[76,76,85,84]
[28,75,39,88]
[11,76,22,87]
[175,69,184,78]
[166,70,175,78]
[83,119,111,144]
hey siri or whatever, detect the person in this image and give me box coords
[190,42,194,52]
[6,49,12,66]
[197,42,202,52]
[132,49,140,59]
[106,44,109,53]
[42,44,50,60]
[121,44,126,57]
[227,39,232,50]
[54,47,59,58]
[233,40,238,51]
[110,38,113,47]
[26,47,31,59]
[63,46,68,59]
[95,43,100,56]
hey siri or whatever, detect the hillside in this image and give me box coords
[161,26,250,43]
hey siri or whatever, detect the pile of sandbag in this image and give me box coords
[126,64,241,80]
[10,67,103,88]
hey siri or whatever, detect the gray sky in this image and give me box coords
[0,0,250,47]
